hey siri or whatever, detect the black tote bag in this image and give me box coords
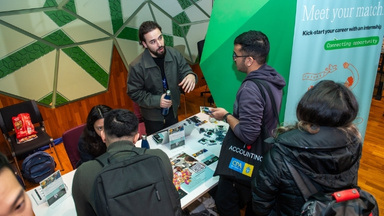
[214,79,277,183]
[213,125,273,183]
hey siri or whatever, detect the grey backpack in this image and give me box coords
[93,148,182,216]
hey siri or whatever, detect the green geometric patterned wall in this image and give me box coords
[0,0,211,107]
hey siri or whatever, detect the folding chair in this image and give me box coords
[0,100,63,183]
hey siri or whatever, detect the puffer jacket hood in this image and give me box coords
[274,126,362,190]
[252,127,362,215]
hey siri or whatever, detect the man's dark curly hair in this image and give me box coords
[103,109,139,139]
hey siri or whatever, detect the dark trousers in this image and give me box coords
[214,176,255,216]
[143,107,178,135]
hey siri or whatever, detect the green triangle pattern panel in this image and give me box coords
[62,46,109,88]
[172,12,191,37]
[39,91,69,106]
[178,0,199,10]
[109,0,124,34]
[0,41,55,79]
[118,27,139,41]
[164,35,174,47]
[63,0,77,14]
[43,30,75,47]
[44,0,77,27]
[43,0,58,7]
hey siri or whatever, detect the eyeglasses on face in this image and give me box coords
[233,52,249,61]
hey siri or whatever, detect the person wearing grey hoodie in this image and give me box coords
[210,30,286,216]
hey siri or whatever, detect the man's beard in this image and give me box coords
[150,46,166,58]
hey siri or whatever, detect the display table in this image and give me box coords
[27,112,225,215]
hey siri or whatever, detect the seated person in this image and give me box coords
[72,109,178,216]
[77,105,112,167]
[0,153,33,216]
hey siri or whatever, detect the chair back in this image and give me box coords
[62,124,86,169]
[132,102,144,123]
[0,112,7,136]
[197,39,205,63]
[0,100,43,133]
[132,102,147,136]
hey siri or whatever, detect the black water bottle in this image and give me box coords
[161,90,171,116]
[141,135,150,149]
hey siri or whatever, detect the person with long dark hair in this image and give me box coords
[252,80,365,215]
[77,105,112,167]
[72,109,180,216]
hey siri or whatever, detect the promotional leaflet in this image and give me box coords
[171,149,217,195]
[31,170,67,206]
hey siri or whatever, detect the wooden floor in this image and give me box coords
[26,86,384,214]
[359,98,384,213]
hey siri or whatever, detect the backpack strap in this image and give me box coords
[249,79,279,125]
[96,147,147,167]
[238,79,279,149]
[283,158,318,201]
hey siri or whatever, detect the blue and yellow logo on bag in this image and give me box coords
[228,158,254,177]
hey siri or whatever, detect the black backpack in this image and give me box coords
[93,148,182,216]
[284,159,379,216]
[22,151,56,184]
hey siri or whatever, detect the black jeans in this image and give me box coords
[214,176,255,216]
[143,107,178,135]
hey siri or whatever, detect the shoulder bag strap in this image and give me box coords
[238,79,278,148]
[95,148,147,167]
[249,79,279,125]
[95,152,109,167]
[283,158,318,201]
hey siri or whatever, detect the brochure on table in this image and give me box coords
[168,124,186,150]
[169,113,227,199]
[31,170,69,207]
[139,112,227,201]
[171,149,218,198]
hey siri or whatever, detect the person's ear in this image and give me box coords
[133,132,140,144]
[142,41,148,48]
[247,57,254,67]
[101,130,106,143]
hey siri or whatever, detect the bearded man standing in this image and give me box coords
[127,21,197,135]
